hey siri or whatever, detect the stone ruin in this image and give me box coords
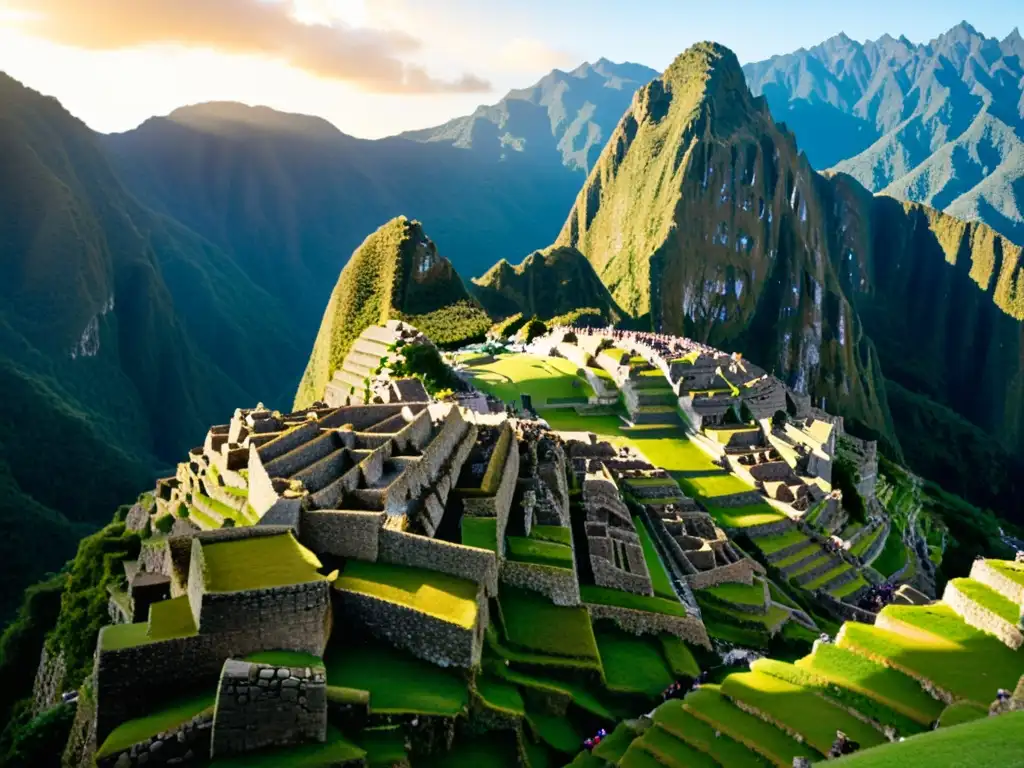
[324,320,433,406]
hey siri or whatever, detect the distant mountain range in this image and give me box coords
[744,22,1024,244]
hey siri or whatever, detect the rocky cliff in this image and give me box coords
[556,42,1024,513]
[294,217,489,408]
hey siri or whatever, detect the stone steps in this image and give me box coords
[351,337,392,359]
[778,547,827,577]
[346,350,384,372]
[332,368,367,391]
[970,559,1024,605]
[767,538,817,565]
[943,578,1024,650]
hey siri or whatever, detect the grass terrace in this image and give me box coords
[211,727,365,767]
[97,693,215,759]
[529,524,573,546]
[594,625,674,696]
[147,595,197,641]
[591,722,638,763]
[873,528,909,577]
[486,660,617,721]
[632,724,719,768]
[356,725,407,767]
[202,533,325,592]
[243,650,324,668]
[700,579,766,607]
[659,634,700,678]
[335,560,479,629]
[475,675,525,716]
[652,701,767,767]
[831,575,869,599]
[528,710,585,753]
[754,528,809,555]
[708,503,788,530]
[803,562,853,591]
[499,586,600,660]
[505,535,573,569]
[580,584,686,617]
[634,516,676,599]
[461,516,498,551]
[989,559,1024,587]
[937,701,988,729]
[323,641,468,715]
[485,623,603,673]
[949,578,1021,623]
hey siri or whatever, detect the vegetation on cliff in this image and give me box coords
[294,217,490,408]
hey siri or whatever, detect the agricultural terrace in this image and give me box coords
[462,354,595,407]
[201,532,326,592]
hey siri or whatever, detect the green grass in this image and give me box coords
[683,685,818,766]
[499,586,600,660]
[488,661,615,720]
[528,710,584,753]
[505,535,574,569]
[720,670,886,754]
[989,559,1024,588]
[831,575,869,599]
[99,621,154,651]
[659,634,700,678]
[830,711,1024,767]
[652,701,768,768]
[461,516,498,551]
[633,516,675,599]
[618,744,666,768]
[700,579,766,607]
[465,354,595,406]
[580,584,686,617]
[212,726,365,767]
[202,532,324,592]
[874,528,909,577]
[530,524,573,545]
[767,581,800,609]
[754,528,809,555]
[97,692,215,758]
[773,543,820,569]
[838,610,1024,706]
[803,562,852,591]
[594,625,674,696]
[323,641,468,716]
[591,722,638,763]
[147,596,197,641]
[242,650,323,668]
[485,623,603,672]
[476,674,525,715]
[699,598,791,630]
[356,725,407,767]
[851,526,886,557]
[708,503,788,529]
[635,726,719,768]
[938,701,989,728]
[949,578,1022,623]
[336,559,479,628]
[788,553,831,577]
[416,734,521,768]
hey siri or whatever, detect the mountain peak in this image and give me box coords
[165,102,343,139]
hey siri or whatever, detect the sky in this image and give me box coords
[0,0,1020,138]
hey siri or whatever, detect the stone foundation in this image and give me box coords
[583,603,711,649]
[210,659,327,758]
[500,560,581,606]
[96,711,213,768]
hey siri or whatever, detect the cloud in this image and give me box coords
[1,0,490,93]
[497,38,577,72]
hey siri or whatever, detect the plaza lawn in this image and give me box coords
[633,516,676,599]
[499,586,600,660]
[683,685,818,766]
[837,615,1024,706]
[97,692,215,758]
[795,644,944,726]
[336,560,478,629]
[464,354,594,407]
[706,503,788,530]
[505,535,574,569]
[594,625,674,696]
[754,528,809,555]
[323,641,467,715]
[830,711,1024,767]
[580,584,686,617]
[659,634,700,678]
[212,727,365,767]
[147,596,197,641]
[700,579,766,607]
[635,725,719,768]
[476,675,525,715]
[721,671,885,755]
[202,532,325,592]
[530,524,573,545]
[461,516,498,551]
[873,528,908,577]
[652,701,767,768]
[949,578,1021,623]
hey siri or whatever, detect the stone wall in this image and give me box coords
[685,559,759,590]
[583,603,711,649]
[500,560,581,606]
[95,710,212,768]
[944,581,1023,650]
[197,580,331,637]
[333,587,484,668]
[462,425,520,553]
[246,445,280,517]
[302,510,384,561]
[377,528,498,597]
[971,559,1024,606]
[210,659,326,758]
[31,644,65,716]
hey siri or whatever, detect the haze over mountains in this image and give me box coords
[1,23,1023,618]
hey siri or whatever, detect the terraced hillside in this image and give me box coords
[568,556,1024,767]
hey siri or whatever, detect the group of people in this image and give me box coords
[581,728,609,751]
[856,581,897,612]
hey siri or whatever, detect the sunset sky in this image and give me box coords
[0,0,1018,138]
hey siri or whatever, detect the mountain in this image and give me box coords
[470,245,624,322]
[557,42,1024,517]
[0,75,304,617]
[401,59,658,172]
[294,217,489,408]
[743,23,1024,244]
[102,101,584,286]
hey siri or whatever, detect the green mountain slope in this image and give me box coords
[744,23,1024,245]
[294,217,489,408]
[471,246,624,323]
[401,59,658,172]
[556,42,1024,517]
[0,74,300,617]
